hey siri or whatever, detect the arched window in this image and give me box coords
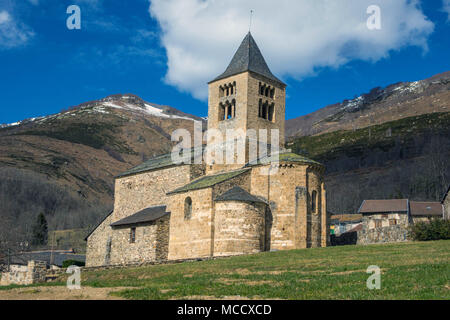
[184,197,192,220]
[265,87,270,97]
[260,84,265,95]
[258,99,262,118]
[311,191,317,213]
[268,103,274,122]
[262,102,268,120]
[226,101,232,119]
[219,103,225,121]
[232,99,236,118]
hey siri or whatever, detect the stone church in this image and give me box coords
[86,33,330,267]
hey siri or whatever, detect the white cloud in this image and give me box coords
[443,0,450,20]
[0,10,34,49]
[149,0,434,100]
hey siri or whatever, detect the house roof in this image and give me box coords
[210,32,285,87]
[167,169,250,195]
[247,152,323,167]
[442,185,450,204]
[330,214,363,223]
[409,201,443,217]
[116,147,204,179]
[215,186,266,204]
[358,199,408,214]
[110,206,169,227]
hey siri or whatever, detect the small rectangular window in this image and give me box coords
[130,227,136,243]
[375,220,382,228]
[389,219,397,226]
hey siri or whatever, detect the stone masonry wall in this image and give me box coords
[214,201,266,256]
[86,213,113,267]
[249,164,328,251]
[113,164,203,222]
[109,215,170,265]
[167,171,252,260]
[167,188,214,260]
[357,213,409,245]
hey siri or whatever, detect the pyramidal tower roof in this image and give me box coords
[210,32,285,86]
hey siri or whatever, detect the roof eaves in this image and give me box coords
[167,169,250,195]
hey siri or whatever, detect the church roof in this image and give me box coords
[210,32,285,87]
[215,186,266,204]
[116,147,204,178]
[167,169,250,195]
[247,152,324,167]
[110,205,169,227]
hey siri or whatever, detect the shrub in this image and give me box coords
[62,260,85,268]
[409,218,450,241]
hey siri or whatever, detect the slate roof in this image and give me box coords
[215,186,266,204]
[247,152,323,167]
[167,169,250,195]
[409,201,443,217]
[358,199,409,214]
[330,214,363,223]
[210,32,285,87]
[110,205,169,227]
[116,147,204,178]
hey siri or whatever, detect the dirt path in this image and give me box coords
[0,286,127,300]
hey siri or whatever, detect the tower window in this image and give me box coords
[184,197,192,220]
[258,99,262,118]
[268,103,275,122]
[260,83,265,96]
[130,227,136,243]
[311,190,317,213]
[261,102,268,120]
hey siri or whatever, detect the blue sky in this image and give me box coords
[0,0,449,125]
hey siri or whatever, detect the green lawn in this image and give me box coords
[2,240,449,299]
[75,240,450,300]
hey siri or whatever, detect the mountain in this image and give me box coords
[286,71,450,137]
[0,94,205,234]
[286,71,450,214]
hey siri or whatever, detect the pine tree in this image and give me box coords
[32,212,48,246]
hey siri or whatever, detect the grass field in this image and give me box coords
[1,240,449,300]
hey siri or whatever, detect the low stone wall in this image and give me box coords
[357,225,408,245]
[0,261,47,286]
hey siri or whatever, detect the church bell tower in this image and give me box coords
[206,32,286,173]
